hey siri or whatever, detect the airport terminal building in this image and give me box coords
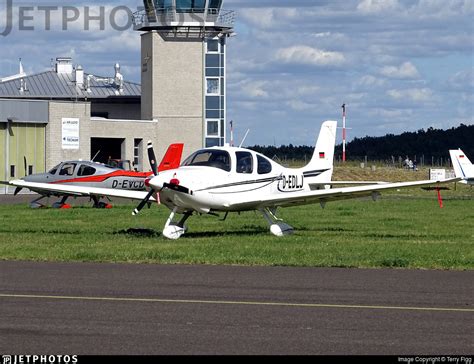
[0,0,234,193]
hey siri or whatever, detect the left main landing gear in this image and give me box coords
[91,196,113,209]
[52,196,72,209]
[162,208,193,240]
[260,207,294,237]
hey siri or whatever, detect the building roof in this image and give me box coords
[0,70,141,100]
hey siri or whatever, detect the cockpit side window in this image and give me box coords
[236,152,253,174]
[77,165,96,177]
[257,155,272,175]
[58,163,77,176]
[182,150,231,172]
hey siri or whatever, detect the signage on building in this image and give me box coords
[62,118,80,149]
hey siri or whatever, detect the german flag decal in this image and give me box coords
[319,152,325,159]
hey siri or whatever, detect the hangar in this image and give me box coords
[0,0,235,193]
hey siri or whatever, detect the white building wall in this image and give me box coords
[47,101,91,170]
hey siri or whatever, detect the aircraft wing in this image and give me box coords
[310,181,389,187]
[6,180,157,202]
[251,178,460,209]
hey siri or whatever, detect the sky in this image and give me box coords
[0,0,473,146]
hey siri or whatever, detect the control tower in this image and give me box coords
[133,1,235,150]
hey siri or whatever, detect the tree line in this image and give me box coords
[248,123,474,162]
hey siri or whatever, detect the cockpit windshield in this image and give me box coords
[182,149,231,172]
[48,164,61,175]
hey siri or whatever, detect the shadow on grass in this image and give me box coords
[184,225,269,239]
[115,228,161,238]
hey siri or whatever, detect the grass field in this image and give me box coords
[0,185,472,270]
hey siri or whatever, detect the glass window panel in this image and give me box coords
[59,163,77,176]
[206,110,220,119]
[176,0,191,11]
[207,120,219,137]
[207,78,220,95]
[206,54,220,68]
[220,120,225,138]
[236,152,253,174]
[48,164,61,175]
[78,165,96,177]
[155,0,173,9]
[183,148,230,169]
[206,95,220,109]
[257,155,272,175]
[206,138,221,148]
[208,0,222,9]
[207,40,219,53]
[206,68,220,77]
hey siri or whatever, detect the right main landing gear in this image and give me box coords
[260,207,294,237]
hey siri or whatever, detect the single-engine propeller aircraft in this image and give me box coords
[5,121,458,239]
[2,143,184,209]
[449,149,474,185]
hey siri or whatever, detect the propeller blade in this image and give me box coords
[132,190,155,216]
[147,141,158,176]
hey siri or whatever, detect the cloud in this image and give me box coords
[238,8,298,29]
[387,88,434,102]
[240,80,269,98]
[448,69,474,90]
[286,99,315,111]
[357,0,400,14]
[380,62,421,79]
[1,0,472,145]
[275,45,345,67]
[356,75,387,87]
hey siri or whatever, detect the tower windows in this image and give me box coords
[206,78,220,95]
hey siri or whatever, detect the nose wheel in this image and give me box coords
[162,208,192,240]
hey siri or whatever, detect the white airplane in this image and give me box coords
[449,149,474,185]
[8,120,459,239]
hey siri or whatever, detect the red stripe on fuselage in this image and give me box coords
[52,170,152,185]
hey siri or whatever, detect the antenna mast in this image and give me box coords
[342,103,347,163]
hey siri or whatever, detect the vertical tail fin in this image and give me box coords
[303,121,338,180]
[158,143,184,172]
[449,149,474,183]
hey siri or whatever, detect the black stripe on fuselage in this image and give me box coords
[303,169,330,178]
[196,176,281,192]
[196,169,330,193]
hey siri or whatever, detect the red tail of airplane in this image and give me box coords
[158,143,184,172]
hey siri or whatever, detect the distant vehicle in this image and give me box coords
[449,149,474,185]
[2,144,184,209]
[5,121,458,239]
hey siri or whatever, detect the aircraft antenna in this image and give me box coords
[92,150,101,162]
[239,129,250,148]
[230,120,234,147]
